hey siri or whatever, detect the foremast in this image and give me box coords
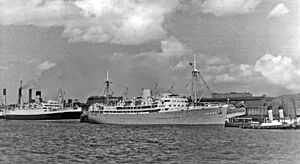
[103,69,112,104]
[99,69,128,105]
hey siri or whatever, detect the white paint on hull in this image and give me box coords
[6,108,82,116]
[88,107,227,125]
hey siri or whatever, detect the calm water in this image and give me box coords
[0,120,299,164]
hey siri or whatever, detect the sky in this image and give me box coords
[0,0,299,104]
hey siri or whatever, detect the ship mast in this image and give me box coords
[103,69,111,104]
[292,98,297,119]
[98,69,128,105]
[57,88,65,108]
[190,54,210,103]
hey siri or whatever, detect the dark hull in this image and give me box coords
[5,111,82,120]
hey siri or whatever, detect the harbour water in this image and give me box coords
[0,120,299,163]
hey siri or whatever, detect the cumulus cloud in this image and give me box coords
[137,36,189,65]
[254,54,300,91]
[0,59,55,88]
[159,36,188,58]
[268,3,290,18]
[0,0,79,26]
[200,0,261,16]
[38,61,56,72]
[239,64,252,76]
[1,0,180,45]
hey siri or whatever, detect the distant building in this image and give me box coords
[212,92,253,99]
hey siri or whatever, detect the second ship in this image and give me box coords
[4,85,82,120]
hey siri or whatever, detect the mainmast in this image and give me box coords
[57,88,65,107]
[190,54,210,103]
[192,54,198,102]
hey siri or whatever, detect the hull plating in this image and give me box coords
[5,109,82,120]
[88,107,227,125]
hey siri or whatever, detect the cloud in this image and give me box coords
[0,0,79,26]
[159,36,188,58]
[205,56,229,65]
[254,54,300,92]
[172,60,190,70]
[268,3,290,18]
[1,0,180,45]
[200,0,261,16]
[137,36,189,65]
[0,59,55,90]
[239,64,253,76]
[214,74,237,82]
[38,61,56,72]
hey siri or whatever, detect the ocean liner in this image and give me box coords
[85,55,228,125]
[5,84,82,120]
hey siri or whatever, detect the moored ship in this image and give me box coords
[5,84,82,120]
[5,100,82,120]
[85,55,228,125]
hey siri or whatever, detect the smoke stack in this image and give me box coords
[2,88,7,106]
[278,106,284,119]
[279,109,284,119]
[268,110,273,121]
[36,91,42,103]
[3,89,6,96]
[18,87,22,105]
[28,89,32,103]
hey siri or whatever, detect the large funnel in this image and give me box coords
[142,89,151,99]
[36,91,42,103]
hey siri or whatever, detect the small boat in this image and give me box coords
[241,108,298,129]
[225,117,259,127]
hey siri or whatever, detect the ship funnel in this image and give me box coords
[18,87,22,105]
[279,109,284,119]
[28,89,32,103]
[36,91,42,103]
[278,106,284,119]
[3,88,6,96]
[268,109,273,121]
[142,89,151,99]
[2,88,6,106]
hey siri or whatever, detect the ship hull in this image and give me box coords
[87,107,227,125]
[5,109,82,120]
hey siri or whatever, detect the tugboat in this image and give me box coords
[5,82,82,120]
[85,55,229,125]
[241,106,298,129]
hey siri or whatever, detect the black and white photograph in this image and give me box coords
[0,0,299,163]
